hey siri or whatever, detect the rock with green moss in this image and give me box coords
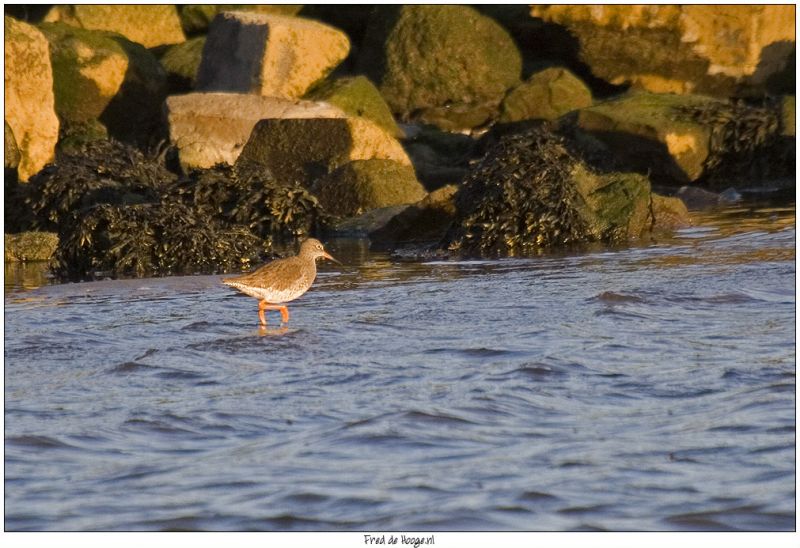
[442,126,687,256]
[358,5,521,130]
[38,22,167,146]
[305,76,401,138]
[571,166,653,241]
[159,36,205,92]
[179,5,303,35]
[575,92,715,184]
[312,159,425,217]
[5,232,59,262]
[56,119,109,156]
[500,67,593,123]
[651,194,691,229]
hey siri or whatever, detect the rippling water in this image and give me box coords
[4,205,795,531]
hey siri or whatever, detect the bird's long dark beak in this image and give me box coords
[322,251,341,265]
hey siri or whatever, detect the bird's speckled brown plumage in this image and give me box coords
[223,238,338,325]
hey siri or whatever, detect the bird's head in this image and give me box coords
[300,238,341,264]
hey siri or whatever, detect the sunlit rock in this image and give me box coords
[4,16,59,182]
[196,11,350,99]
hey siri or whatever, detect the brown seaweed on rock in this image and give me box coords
[54,201,264,279]
[442,127,591,256]
[27,139,174,230]
[672,99,794,187]
[27,139,330,281]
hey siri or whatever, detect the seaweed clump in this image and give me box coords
[26,139,329,280]
[674,99,794,187]
[442,126,591,256]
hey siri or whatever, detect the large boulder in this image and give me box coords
[4,16,60,182]
[196,11,350,99]
[179,4,303,36]
[44,5,185,48]
[529,5,795,97]
[305,75,402,138]
[358,5,522,130]
[574,92,793,187]
[441,126,689,256]
[500,67,593,123]
[165,92,344,170]
[311,159,425,217]
[237,115,412,187]
[38,23,168,146]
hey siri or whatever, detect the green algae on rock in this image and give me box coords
[159,36,206,92]
[312,159,425,217]
[500,67,593,123]
[358,5,521,130]
[305,75,402,138]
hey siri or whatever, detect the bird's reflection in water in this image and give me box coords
[257,325,290,337]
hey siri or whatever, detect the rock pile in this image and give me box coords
[3,5,794,275]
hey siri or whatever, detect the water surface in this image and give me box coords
[5,204,795,531]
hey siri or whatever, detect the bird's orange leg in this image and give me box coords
[258,301,290,325]
[258,300,269,326]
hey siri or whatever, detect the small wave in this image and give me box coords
[558,504,612,516]
[122,418,197,436]
[519,490,558,501]
[427,347,517,358]
[107,361,158,374]
[665,506,794,531]
[503,364,568,380]
[106,361,208,381]
[402,410,476,426]
[6,435,75,449]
